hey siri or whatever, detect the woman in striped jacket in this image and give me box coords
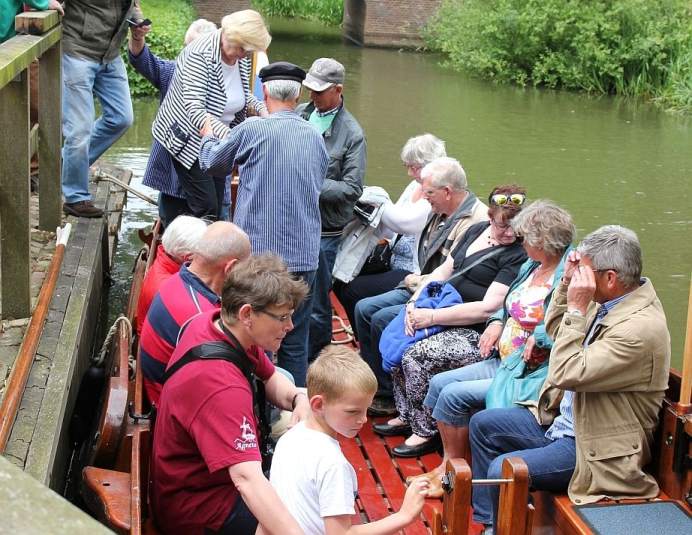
[152,10,270,220]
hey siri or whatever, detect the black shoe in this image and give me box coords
[63,200,104,218]
[367,397,397,417]
[372,422,411,437]
[391,435,441,458]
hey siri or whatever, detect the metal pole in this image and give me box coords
[0,224,71,451]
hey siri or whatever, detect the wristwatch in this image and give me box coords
[567,308,583,317]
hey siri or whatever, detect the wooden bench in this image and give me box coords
[530,369,692,534]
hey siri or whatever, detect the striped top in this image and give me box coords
[139,265,220,405]
[152,30,265,170]
[199,111,328,272]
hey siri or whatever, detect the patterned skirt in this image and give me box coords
[391,327,482,437]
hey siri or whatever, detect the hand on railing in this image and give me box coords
[48,0,64,16]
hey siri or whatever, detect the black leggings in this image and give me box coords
[173,158,225,221]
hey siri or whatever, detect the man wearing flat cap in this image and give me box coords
[297,58,367,361]
[198,61,329,387]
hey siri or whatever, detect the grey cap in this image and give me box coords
[302,58,345,92]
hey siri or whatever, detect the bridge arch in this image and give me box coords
[191,0,441,48]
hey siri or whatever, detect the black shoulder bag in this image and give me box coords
[162,323,275,473]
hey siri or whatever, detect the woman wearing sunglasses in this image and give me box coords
[373,185,528,456]
[412,201,575,496]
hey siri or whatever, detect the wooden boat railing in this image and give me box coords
[432,458,533,535]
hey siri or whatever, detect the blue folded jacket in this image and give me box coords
[379,281,464,372]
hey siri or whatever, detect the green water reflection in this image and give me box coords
[104,31,691,370]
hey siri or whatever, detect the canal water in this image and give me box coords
[102,26,692,369]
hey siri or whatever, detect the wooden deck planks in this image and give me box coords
[338,434,392,523]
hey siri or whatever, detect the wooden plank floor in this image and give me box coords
[330,296,484,534]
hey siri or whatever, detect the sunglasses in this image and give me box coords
[489,193,526,206]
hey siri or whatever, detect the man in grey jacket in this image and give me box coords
[298,58,367,360]
[60,0,140,217]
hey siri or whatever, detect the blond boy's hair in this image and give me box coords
[307,346,377,401]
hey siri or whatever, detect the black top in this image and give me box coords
[449,221,527,332]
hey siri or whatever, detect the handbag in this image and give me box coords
[359,235,403,276]
[379,247,503,372]
[484,347,549,409]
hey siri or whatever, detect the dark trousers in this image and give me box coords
[352,288,410,398]
[158,192,191,229]
[308,236,341,360]
[333,269,410,331]
[277,270,317,387]
[173,158,225,221]
[206,495,256,535]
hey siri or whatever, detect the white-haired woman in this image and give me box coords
[334,133,446,327]
[135,215,208,333]
[152,10,271,221]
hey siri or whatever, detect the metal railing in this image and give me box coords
[0,11,62,319]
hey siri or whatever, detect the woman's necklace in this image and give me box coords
[486,227,498,247]
[531,263,557,286]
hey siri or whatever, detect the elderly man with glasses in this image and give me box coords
[468,225,671,533]
[353,157,488,415]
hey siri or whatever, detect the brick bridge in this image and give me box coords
[192,0,442,48]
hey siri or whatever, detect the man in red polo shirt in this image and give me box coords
[151,254,310,535]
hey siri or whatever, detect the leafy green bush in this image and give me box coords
[122,0,196,98]
[251,0,343,26]
[425,0,692,112]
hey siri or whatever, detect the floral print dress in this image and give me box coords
[497,271,554,359]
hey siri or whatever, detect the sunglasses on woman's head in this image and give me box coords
[489,193,526,206]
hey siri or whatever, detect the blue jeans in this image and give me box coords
[353,287,410,398]
[278,270,316,387]
[308,236,341,360]
[61,54,133,203]
[424,356,501,427]
[469,408,576,527]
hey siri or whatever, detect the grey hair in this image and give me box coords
[511,200,575,257]
[400,134,447,167]
[421,157,467,192]
[193,222,251,265]
[577,225,642,288]
[264,79,301,101]
[161,215,208,263]
[184,19,217,45]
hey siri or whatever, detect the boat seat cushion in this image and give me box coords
[574,500,692,534]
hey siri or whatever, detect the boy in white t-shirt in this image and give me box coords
[270,346,429,535]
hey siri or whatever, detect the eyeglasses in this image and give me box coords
[489,193,526,206]
[403,163,422,170]
[257,309,292,324]
[490,219,514,231]
[423,186,446,197]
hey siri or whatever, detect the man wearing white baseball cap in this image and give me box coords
[298,58,367,361]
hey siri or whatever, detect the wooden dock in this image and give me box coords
[0,164,130,490]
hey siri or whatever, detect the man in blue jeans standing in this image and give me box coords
[60,0,138,218]
[298,58,366,361]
